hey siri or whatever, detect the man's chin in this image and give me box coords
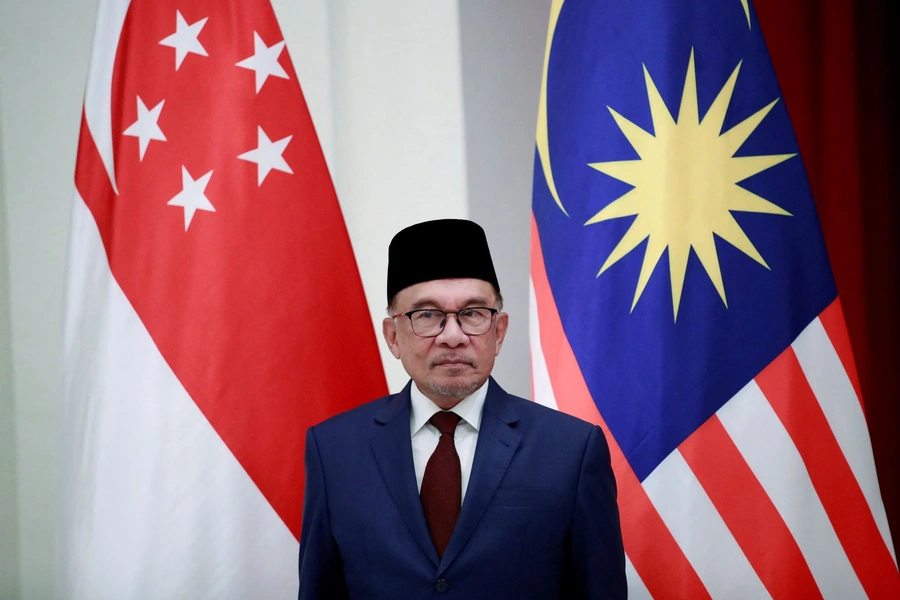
[429,379,481,399]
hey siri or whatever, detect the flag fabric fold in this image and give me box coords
[530,0,899,597]
[57,0,387,597]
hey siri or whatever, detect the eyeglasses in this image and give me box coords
[398,307,499,338]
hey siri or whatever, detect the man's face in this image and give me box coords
[382,278,508,409]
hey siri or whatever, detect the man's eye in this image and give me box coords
[458,309,476,318]
[416,310,441,320]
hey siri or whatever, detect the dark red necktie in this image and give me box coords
[420,411,462,557]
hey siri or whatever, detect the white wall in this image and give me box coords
[0,1,544,598]
[458,0,549,399]
[327,0,472,391]
[0,94,22,600]
[0,1,98,598]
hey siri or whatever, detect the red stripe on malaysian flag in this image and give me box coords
[756,347,900,599]
[530,215,711,600]
[680,415,822,599]
[818,299,864,410]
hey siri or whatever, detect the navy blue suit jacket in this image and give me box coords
[298,378,626,599]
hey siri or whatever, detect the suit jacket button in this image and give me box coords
[434,578,449,594]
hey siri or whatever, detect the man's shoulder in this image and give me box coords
[494,388,608,465]
[310,391,401,435]
[493,384,596,435]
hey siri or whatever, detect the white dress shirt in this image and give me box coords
[409,382,487,503]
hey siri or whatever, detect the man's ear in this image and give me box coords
[382,317,401,359]
[493,311,509,356]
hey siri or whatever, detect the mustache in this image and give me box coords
[430,354,476,368]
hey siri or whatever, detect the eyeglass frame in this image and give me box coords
[395,307,500,338]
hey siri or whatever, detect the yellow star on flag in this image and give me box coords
[587,50,794,320]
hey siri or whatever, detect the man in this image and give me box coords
[298,219,626,599]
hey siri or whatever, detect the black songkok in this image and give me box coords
[387,219,500,304]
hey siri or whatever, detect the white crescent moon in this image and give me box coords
[83,0,133,195]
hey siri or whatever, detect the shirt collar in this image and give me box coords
[410,380,488,435]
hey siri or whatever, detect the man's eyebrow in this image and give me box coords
[409,297,492,310]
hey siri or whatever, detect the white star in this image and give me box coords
[159,11,208,70]
[237,127,293,185]
[167,167,216,231]
[235,32,289,93]
[122,97,166,160]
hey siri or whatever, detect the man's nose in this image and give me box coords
[435,313,469,346]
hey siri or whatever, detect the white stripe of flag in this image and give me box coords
[718,379,865,599]
[792,318,896,562]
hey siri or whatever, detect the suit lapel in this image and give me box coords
[370,382,440,566]
[439,378,522,573]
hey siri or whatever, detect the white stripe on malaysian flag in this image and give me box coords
[643,449,771,599]
[756,343,899,597]
[528,278,559,411]
[793,318,896,561]
[624,555,652,600]
[718,379,865,599]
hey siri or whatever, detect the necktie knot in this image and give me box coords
[430,411,461,436]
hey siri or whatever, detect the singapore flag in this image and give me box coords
[57,1,387,597]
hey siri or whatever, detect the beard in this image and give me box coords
[428,353,480,398]
[429,379,481,399]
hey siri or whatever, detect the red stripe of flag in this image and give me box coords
[818,299,864,410]
[531,215,711,600]
[756,348,900,599]
[680,415,822,599]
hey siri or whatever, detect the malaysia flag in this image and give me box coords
[529,0,899,597]
[57,1,386,597]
